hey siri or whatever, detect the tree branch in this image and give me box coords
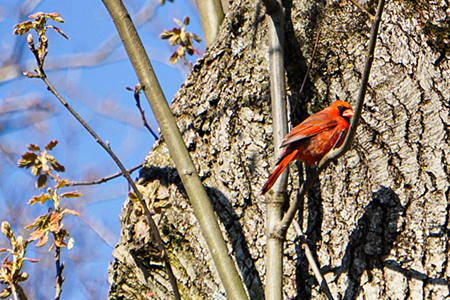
[54,246,64,300]
[126,84,159,140]
[66,163,143,186]
[261,0,287,299]
[274,0,386,239]
[195,0,224,47]
[10,283,19,300]
[101,1,249,299]
[23,30,182,298]
[38,70,181,299]
[1,1,162,84]
[293,221,334,300]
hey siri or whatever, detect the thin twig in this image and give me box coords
[45,169,60,183]
[181,55,193,71]
[1,1,162,85]
[332,129,347,151]
[274,0,386,239]
[10,283,19,300]
[66,163,143,186]
[15,285,27,300]
[127,85,159,140]
[41,70,181,300]
[293,221,335,300]
[54,246,64,300]
[25,38,181,299]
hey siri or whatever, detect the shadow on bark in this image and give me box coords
[292,186,404,299]
[206,186,265,300]
[383,260,449,286]
[139,165,265,299]
[337,186,404,299]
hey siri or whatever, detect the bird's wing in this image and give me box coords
[280,112,338,147]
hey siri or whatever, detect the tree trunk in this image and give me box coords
[108,0,450,299]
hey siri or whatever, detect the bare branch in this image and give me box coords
[261,0,287,299]
[101,1,249,299]
[195,0,224,47]
[20,19,181,299]
[54,247,64,300]
[10,283,20,300]
[66,163,143,186]
[0,1,163,85]
[293,221,335,300]
[39,69,181,300]
[127,85,159,140]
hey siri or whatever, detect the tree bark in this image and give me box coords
[109,0,450,299]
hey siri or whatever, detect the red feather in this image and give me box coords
[261,100,354,195]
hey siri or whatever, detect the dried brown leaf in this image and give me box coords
[49,25,69,40]
[54,240,66,248]
[0,288,11,298]
[28,193,51,205]
[36,174,48,189]
[62,208,80,216]
[173,18,183,27]
[160,31,173,39]
[17,152,38,168]
[28,229,45,241]
[45,140,58,150]
[35,233,49,247]
[27,144,40,152]
[13,20,33,35]
[56,179,68,189]
[169,51,179,64]
[49,157,65,172]
[59,191,82,198]
[28,12,45,19]
[192,33,202,43]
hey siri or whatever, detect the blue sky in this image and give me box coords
[0,0,204,298]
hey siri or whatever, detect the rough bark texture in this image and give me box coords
[109,0,450,299]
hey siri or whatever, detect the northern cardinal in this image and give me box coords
[261,100,354,195]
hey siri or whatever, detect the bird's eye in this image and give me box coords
[337,106,347,114]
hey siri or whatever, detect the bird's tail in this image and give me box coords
[261,150,298,195]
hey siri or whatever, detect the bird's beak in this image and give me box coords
[343,109,354,118]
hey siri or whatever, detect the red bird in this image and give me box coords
[261,100,354,195]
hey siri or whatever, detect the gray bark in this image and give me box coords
[109,0,450,299]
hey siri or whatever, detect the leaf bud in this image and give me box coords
[27,33,34,48]
[18,272,29,282]
[1,221,13,240]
